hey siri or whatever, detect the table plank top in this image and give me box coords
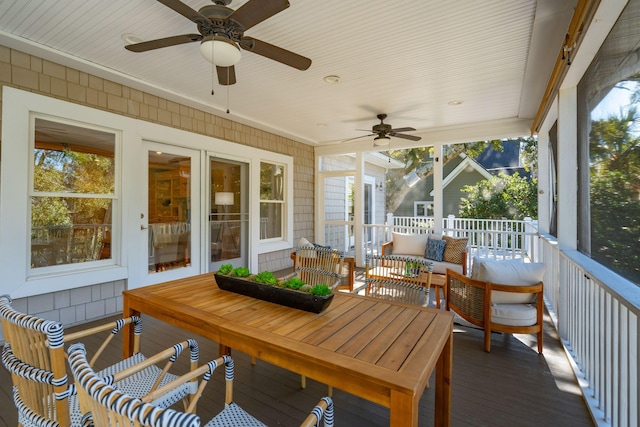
[123,273,453,418]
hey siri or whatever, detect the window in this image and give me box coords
[577,0,640,286]
[30,118,116,269]
[259,162,284,240]
[415,201,434,217]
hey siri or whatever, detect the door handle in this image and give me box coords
[141,225,148,230]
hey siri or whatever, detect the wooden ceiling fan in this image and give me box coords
[124,0,312,85]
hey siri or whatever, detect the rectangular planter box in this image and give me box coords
[214,274,334,313]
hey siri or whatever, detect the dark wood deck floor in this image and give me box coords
[0,284,594,426]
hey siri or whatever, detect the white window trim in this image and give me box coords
[1,87,295,297]
[1,87,129,298]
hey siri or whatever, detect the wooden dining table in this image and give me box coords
[122,273,453,426]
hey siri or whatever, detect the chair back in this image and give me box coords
[0,294,144,427]
[68,343,202,427]
[364,278,429,306]
[0,294,72,426]
[294,246,345,289]
[365,254,433,289]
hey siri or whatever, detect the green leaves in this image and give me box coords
[459,172,537,220]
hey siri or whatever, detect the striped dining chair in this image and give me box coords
[0,294,201,427]
[68,343,335,427]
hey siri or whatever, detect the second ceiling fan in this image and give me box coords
[125,0,312,85]
[345,114,422,145]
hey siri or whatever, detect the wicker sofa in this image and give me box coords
[381,232,468,275]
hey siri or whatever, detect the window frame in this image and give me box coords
[29,116,119,274]
[255,152,294,254]
[0,88,127,298]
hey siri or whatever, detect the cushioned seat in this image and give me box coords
[381,232,468,275]
[69,344,334,427]
[446,258,545,353]
[491,303,538,327]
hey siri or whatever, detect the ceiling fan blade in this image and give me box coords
[391,133,422,142]
[240,37,311,70]
[157,0,211,28]
[341,133,375,143]
[230,0,289,31]
[125,34,203,52]
[390,127,416,133]
[217,66,237,86]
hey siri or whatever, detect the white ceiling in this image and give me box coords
[0,0,576,148]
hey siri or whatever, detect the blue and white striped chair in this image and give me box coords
[68,343,334,427]
[0,294,200,427]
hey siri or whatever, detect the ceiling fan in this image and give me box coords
[124,0,312,85]
[345,114,422,145]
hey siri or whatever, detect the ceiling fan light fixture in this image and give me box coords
[373,135,390,146]
[200,35,241,67]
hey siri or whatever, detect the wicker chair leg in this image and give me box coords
[537,331,543,354]
[484,327,492,352]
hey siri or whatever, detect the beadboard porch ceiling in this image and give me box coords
[0,0,575,147]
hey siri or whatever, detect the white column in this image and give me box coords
[557,86,578,251]
[536,129,550,236]
[354,153,365,266]
[433,144,444,234]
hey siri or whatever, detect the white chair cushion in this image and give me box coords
[205,402,267,427]
[391,232,430,256]
[431,260,463,275]
[477,259,545,304]
[491,303,537,327]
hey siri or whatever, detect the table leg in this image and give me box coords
[219,344,231,357]
[434,325,453,427]
[390,390,419,426]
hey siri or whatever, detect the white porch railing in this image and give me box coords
[322,216,639,427]
[324,215,539,271]
[541,235,639,427]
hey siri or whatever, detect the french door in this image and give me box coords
[208,156,249,271]
[142,142,200,284]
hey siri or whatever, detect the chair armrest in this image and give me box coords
[381,241,393,256]
[64,316,143,365]
[487,281,544,295]
[301,396,334,427]
[343,256,355,291]
[446,269,488,325]
[461,251,467,276]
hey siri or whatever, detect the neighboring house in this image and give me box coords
[394,141,531,218]
[320,152,403,249]
[394,154,492,218]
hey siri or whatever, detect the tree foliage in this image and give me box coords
[459,172,538,220]
[384,137,537,214]
[589,106,640,284]
[32,148,113,227]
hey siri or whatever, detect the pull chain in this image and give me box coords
[210,38,215,95]
[226,67,230,114]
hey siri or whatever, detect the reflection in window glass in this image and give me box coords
[148,152,192,273]
[260,162,284,240]
[578,0,640,285]
[31,119,115,268]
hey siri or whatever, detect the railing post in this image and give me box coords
[446,214,455,236]
[386,212,394,238]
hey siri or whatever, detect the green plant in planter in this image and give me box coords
[283,276,306,290]
[254,271,278,285]
[232,266,251,278]
[217,263,234,275]
[309,283,332,296]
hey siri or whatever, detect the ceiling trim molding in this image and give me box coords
[315,117,533,157]
[0,30,317,146]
